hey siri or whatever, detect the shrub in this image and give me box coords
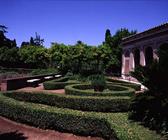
[129,91,168,134]
[129,45,168,135]
[30,68,58,76]
[0,93,117,139]
[65,84,135,97]
[4,91,131,112]
[90,74,106,92]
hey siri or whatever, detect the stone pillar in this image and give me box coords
[121,52,125,77]
[153,48,159,60]
[140,46,145,66]
[129,50,134,72]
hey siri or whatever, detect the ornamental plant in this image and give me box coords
[90,74,106,92]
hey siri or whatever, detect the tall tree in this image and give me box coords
[0,25,8,33]
[33,32,44,46]
[30,37,35,45]
[105,29,112,46]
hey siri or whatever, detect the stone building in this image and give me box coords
[121,23,168,79]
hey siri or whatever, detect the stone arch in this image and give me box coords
[125,50,130,57]
[145,47,153,65]
[159,43,168,61]
[133,48,140,67]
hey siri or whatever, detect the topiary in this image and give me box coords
[90,74,106,92]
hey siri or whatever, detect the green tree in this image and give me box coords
[105,29,112,46]
[19,45,49,68]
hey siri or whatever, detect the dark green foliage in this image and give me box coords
[43,77,79,90]
[30,68,58,75]
[65,84,135,97]
[129,44,168,135]
[90,75,106,92]
[0,93,117,139]
[4,91,130,112]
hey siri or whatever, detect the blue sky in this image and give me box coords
[1,0,168,47]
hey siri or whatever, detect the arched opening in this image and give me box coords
[145,47,153,65]
[134,48,140,67]
[159,43,168,64]
[125,50,130,57]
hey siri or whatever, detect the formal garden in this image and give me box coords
[0,25,168,140]
[0,75,161,140]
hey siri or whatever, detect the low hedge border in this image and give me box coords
[65,84,135,97]
[51,76,69,82]
[0,93,117,139]
[0,93,162,140]
[43,76,80,90]
[106,77,141,91]
[43,81,79,90]
[4,91,130,112]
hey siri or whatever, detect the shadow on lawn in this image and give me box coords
[0,130,28,140]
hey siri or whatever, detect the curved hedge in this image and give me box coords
[4,91,130,112]
[0,92,162,140]
[65,83,135,97]
[106,77,141,91]
[0,93,116,139]
[43,76,79,90]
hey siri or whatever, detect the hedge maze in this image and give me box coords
[0,77,162,140]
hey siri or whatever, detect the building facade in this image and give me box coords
[121,23,168,78]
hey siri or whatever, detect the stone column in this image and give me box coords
[153,48,159,60]
[140,46,145,66]
[121,52,125,77]
[129,50,134,72]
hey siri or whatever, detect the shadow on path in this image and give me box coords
[0,130,28,140]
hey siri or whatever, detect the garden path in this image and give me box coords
[17,84,65,94]
[0,117,103,140]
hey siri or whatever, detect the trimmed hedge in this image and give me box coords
[0,93,117,139]
[4,91,130,112]
[0,92,163,140]
[43,77,79,90]
[106,77,141,91]
[65,84,135,97]
[52,77,69,82]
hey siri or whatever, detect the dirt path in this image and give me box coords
[0,117,103,140]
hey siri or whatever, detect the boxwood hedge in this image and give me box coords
[0,93,117,139]
[65,84,135,97]
[4,91,131,112]
[106,77,141,91]
[43,76,79,90]
[0,92,163,140]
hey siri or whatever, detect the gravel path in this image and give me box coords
[17,84,65,94]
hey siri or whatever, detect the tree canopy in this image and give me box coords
[0,24,136,75]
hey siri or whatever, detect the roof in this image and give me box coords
[121,22,168,45]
